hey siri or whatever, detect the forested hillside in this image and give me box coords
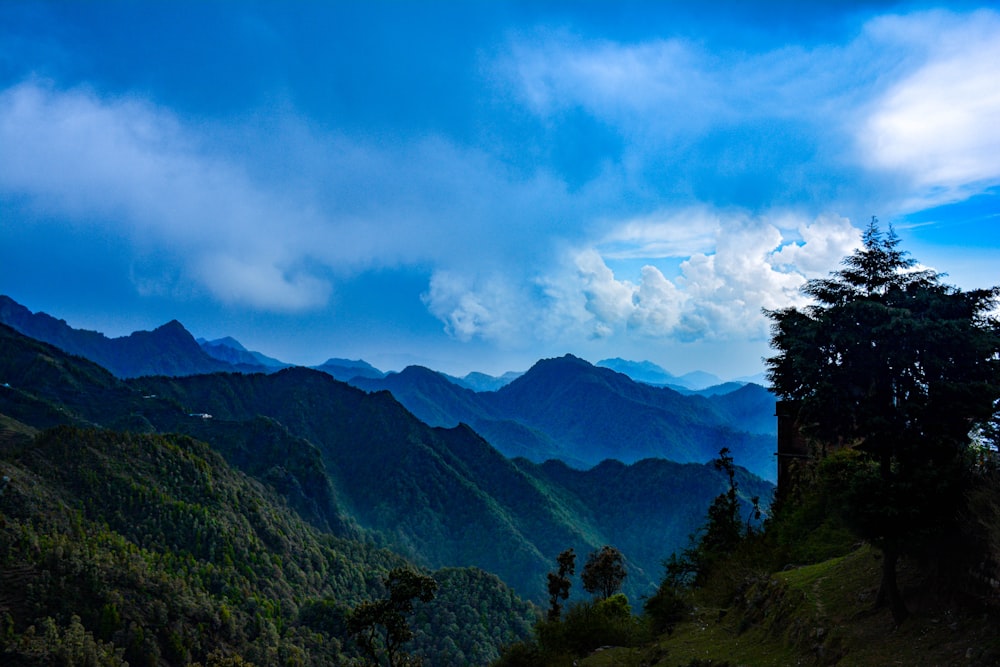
[0,423,534,665]
[131,367,770,601]
[0,323,773,607]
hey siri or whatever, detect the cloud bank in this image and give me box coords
[1,6,998,372]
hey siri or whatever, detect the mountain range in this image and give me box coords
[0,295,777,482]
[0,313,774,603]
[349,356,777,481]
[0,295,767,389]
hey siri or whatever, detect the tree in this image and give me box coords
[347,568,438,667]
[662,448,762,589]
[581,546,626,600]
[702,448,742,555]
[766,218,1000,624]
[546,548,575,621]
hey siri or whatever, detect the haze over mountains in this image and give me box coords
[0,295,778,662]
[0,317,772,599]
[0,295,766,387]
[349,357,777,480]
[0,296,777,482]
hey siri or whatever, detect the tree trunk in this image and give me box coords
[875,545,908,625]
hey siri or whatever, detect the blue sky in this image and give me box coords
[1,1,998,378]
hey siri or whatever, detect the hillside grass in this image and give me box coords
[580,545,1000,667]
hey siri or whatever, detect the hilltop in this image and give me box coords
[577,545,1000,666]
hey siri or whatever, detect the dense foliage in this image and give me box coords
[580,546,627,600]
[765,219,1000,623]
[0,425,535,665]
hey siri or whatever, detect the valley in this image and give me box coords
[0,297,777,665]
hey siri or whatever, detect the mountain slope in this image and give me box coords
[0,295,245,377]
[0,423,535,665]
[131,368,612,598]
[136,365,774,601]
[1,324,774,604]
[199,335,290,369]
[354,354,778,481]
[0,323,350,535]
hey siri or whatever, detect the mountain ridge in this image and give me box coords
[0,322,773,606]
[352,353,778,481]
[0,295,243,377]
[1,294,765,390]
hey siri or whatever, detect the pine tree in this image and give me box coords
[766,218,1000,623]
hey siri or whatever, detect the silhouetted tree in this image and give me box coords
[766,218,1000,624]
[348,568,438,667]
[581,546,626,600]
[546,548,575,621]
[701,448,741,555]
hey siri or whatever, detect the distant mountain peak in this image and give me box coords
[0,296,238,378]
[597,358,726,390]
[151,319,193,337]
[314,357,385,381]
[201,336,247,351]
[532,353,591,370]
[321,358,379,370]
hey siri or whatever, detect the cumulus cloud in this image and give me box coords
[422,270,530,343]
[423,210,860,347]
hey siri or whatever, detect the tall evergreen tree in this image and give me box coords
[766,218,1000,623]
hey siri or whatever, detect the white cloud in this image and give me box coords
[861,10,1000,206]
[596,207,720,259]
[508,35,719,126]
[502,30,859,145]
[505,10,1000,217]
[770,214,861,276]
[0,80,333,310]
[422,210,860,348]
[0,80,581,313]
[196,255,331,311]
[422,271,526,344]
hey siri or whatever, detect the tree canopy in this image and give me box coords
[348,567,438,667]
[581,545,627,600]
[765,218,1000,623]
[546,548,576,621]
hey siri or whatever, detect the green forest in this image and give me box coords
[2,220,1000,666]
[490,220,1000,666]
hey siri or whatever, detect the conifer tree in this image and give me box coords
[766,218,1000,623]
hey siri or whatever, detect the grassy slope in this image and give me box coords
[582,546,1000,667]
